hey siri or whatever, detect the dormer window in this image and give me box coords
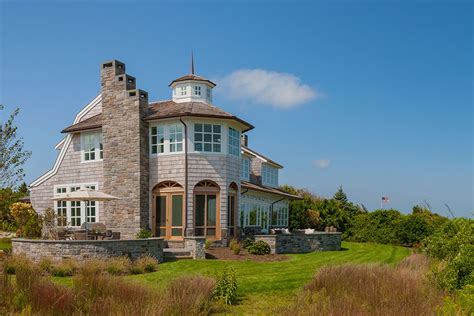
[194,86,201,96]
[180,86,187,96]
[262,164,279,187]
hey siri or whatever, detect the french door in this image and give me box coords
[154,193,184,240]
[194,193,220,239]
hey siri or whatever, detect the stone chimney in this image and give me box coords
[100,60,149,239]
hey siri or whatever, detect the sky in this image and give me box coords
[0,0,472,217]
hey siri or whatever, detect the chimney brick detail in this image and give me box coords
[100,60,149,239]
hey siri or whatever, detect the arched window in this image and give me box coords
[152,181,184,239]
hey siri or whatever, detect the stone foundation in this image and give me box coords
[254,233,342,254]
[12,238,164,262]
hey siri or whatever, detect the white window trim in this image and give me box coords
[53,182,100,227]
[262,163,279,187]
[193,123,223,153]
[228,127,241,157]
[81,131,103,163]
[149,123,185,156]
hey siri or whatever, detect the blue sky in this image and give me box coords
[1,1,472,217]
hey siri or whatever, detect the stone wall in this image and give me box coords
[12,238,164,262]
[184,237,206,259]
[101,60,150,239]
[254,233,342,254]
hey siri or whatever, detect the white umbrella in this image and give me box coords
[52,188,120,201]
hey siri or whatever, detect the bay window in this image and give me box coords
[194,123,221,153]
[262,164,278,187]
[150,123,184,155]
[228,127,240,156]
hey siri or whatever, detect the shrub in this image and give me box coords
[38,257,53,273]
[204,240,213,250]
[241,238,254,250]
[2,255,31,275]
[232,244,241,255]
[229,239,241,254]
[9,202,42,238]
[134,256,159,273]
[164,276,216,314]
[136,228,152,239]
[106,257,131,275]
[50,260,77,277]
[213,268,238,305]
[247,240,271,255]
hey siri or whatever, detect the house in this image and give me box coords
[29,60,300,242]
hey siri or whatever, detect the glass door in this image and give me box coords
[154,193,184,239]
[195,194,219,239]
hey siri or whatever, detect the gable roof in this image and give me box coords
[169,74,216,87]
[242,146,283,169]
[241,181,301,200]
[62,100,254,133]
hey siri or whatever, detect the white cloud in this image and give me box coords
[218,69,322,109]
[314,159,330,169]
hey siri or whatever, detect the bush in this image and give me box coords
[229,239,241,254]
[241,238,254,250]
[136,228,152,239]
[106,257,131,275]
[232,244,241,255]
[2,255,31,275]
[134,256,159,273]
[247,240,271,255]
[213,268,238,305]
[204,240,213,250]
[50,260,77,277]
[38,257,53,273]
[10,202,42,238]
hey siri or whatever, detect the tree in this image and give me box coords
[0,105,31,188]
[333,185,348,205]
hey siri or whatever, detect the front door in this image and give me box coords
[154,193,184,240]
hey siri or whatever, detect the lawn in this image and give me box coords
[58,241,407,314]
[52,242,410,313]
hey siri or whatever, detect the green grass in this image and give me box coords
[52,242,410,314]
[0,238,12,251]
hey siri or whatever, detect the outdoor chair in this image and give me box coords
[74,232,88,240]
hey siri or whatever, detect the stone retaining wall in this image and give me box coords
[184,237,206,259]
[12,238,164,262]
[254,233,342,254]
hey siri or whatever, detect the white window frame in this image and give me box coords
[194,123,222,153]
[262,164,279,187]
[228,127,240,156]
[81,131,103,163]
[150,123,185,156]
[180,86,187,96]
[194,85,201,96]
[241,157,250,181]
[53,183,99,227]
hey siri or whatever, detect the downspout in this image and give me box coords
[179,117,188,236]
[269,198,286,232]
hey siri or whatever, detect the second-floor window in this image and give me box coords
[194,86,201,96]
[150,124,184,155]
[241,157,250,180]
[194,123,221,152]
[228,128,240,156]
[82,132,102,162]
[262,164,278,187]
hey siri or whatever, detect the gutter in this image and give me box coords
[179,117,188,236]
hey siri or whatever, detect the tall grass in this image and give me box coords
[283,253,444,315]
[0,256,216,315]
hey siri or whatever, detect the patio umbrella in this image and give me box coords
[52,188,120,201]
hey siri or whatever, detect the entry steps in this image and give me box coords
[163,248,193,261]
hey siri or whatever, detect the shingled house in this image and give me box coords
[29,60,299,242]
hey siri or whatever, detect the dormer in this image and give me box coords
[169,74,216,104]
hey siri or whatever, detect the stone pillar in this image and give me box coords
[184,237,206,259]
[101,60,149,239]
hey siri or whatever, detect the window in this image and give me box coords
[206,87,211,99]
[194,123,221,152]
[150,124,184,155]
[272,205,289,226]
[54,183,99,227]
[82,132,102,162]
[262,164,278,187]
[180,86,187,96]
[194,86,201,96]
[228,128,240,156]
[240,196,270,232]
[169,124,183,152]
[241,157,250,180]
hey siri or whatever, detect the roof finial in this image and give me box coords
[191,51,195,75]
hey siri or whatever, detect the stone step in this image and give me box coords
[163,248,192,260]
[164,240,185,248]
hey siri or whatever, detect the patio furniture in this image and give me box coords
[105,230,112,238]
[74,232,88,240]
[104,232,120,240]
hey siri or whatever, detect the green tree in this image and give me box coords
[333,185,348,205]
[0,105,31,188]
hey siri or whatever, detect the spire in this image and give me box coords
[191,51,195,75]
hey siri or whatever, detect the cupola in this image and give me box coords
[169,54,216,104]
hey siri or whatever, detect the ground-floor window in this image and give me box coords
[53,183,99,227]
[240,195,289,232]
